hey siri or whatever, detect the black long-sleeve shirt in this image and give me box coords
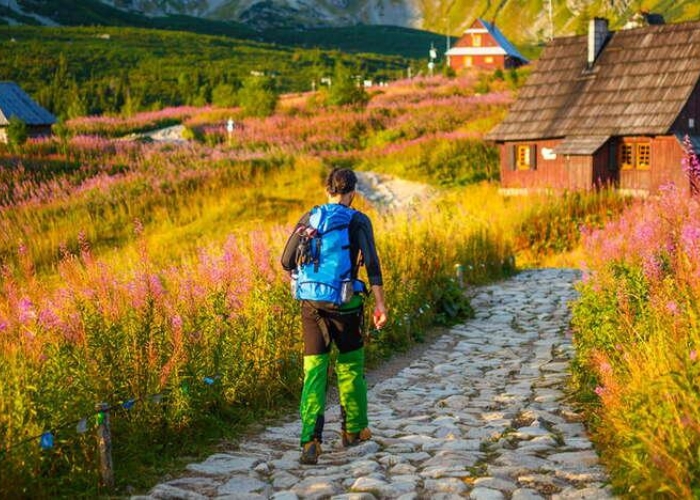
[280,207,383,286]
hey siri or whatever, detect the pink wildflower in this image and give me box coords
[18,297,37,324]
[691,350,698,362]
[594,386,606,397]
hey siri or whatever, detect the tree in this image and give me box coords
[6,116,28,148]
[211,83,238,107]
[237,76,278,117]
[327,62,368,108]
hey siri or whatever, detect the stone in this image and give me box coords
[148,484,209,500]
[291,477,342,499]
[349,476,388,492]
[217,475,272,497]
[552,486,614,499]
[511,489,545,500]
[163,477,220,496]
[348,460,382,477]
[547,450,600,468]
[470,487,506,500]
[473,477,518,492]
[270,493,299,500]
[423,477,468,494]
[272,471,299,489]
[389,463,416,475]
[185,454,259,476]
[330,493,377,500]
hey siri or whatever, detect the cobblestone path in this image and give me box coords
[135,269,613,500]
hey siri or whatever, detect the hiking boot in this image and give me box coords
[299,439,321,465]
[341,427,372,447]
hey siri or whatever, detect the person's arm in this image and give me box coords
[371,284,388,329]
[353,213,388,329]
[280,213,311,272]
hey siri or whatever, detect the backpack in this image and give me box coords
[293,203,362,306]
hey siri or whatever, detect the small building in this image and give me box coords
[446,18,528,72]
[486,18,700,195]
[0,82,56,143]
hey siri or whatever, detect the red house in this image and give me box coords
[486,18,700,195]
[446,18,528,71]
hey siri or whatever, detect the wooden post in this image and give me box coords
[95,403,114,489]
[454,263,464,288]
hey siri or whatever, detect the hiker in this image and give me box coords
[280,167,388,465]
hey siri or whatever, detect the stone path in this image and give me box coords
[134,268,613,500]
[355,172,434,212]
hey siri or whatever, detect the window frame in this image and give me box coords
[619,140,651,170]
[636,143,651,170]
[472,34,482,47]
[516,144,531,170]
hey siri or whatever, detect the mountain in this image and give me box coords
[3,0,700,50]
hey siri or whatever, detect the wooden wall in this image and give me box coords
[500,135,688,194]
[500,139,593,190]
[449,54,506,71]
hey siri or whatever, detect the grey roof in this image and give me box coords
[486,20,700,142]
[554,135,610,155]
[0,82,56,126]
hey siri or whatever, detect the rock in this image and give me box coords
[148,484,209,499]
[217,475,271,497]
[473,477,518,492]
[470,487,506,500]
[186,454,260,476]
[511,489,545,500]
[423,477,468,494]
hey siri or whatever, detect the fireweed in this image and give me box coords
[572,182,700,497]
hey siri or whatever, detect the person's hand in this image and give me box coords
[373,305,388,330]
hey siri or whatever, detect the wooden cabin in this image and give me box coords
[0,82,56,143]
[486,18,700,195]
[446,18,528,72]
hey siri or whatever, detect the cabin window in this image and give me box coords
[472,34,482,47]
[465,57,473,67]
[620,144,634,169]
[619,141,651,170]
[516,145,532,170]
[636,143,651,170]
[485,56,494,63]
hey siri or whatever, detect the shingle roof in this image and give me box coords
[0,82,56,126]
[486,20,700,142]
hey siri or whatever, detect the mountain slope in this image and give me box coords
[3,0,700,49]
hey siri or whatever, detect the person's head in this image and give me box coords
[325,168,357,204]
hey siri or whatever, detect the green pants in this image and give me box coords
[300,348,367,444]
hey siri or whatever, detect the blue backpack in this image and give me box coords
[294,204,360,306]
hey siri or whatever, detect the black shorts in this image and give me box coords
[301,301,364,356]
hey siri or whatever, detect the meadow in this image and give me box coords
[570,142,700,497]
[0,73,631,497]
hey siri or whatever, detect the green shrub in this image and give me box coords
[7,116,28,147]
[238,76,278,117]
[327,63,369,108]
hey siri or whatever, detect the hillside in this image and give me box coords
[0,25,412,118]
[3,0,700,52]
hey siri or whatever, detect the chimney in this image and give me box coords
[588,17,609,67]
